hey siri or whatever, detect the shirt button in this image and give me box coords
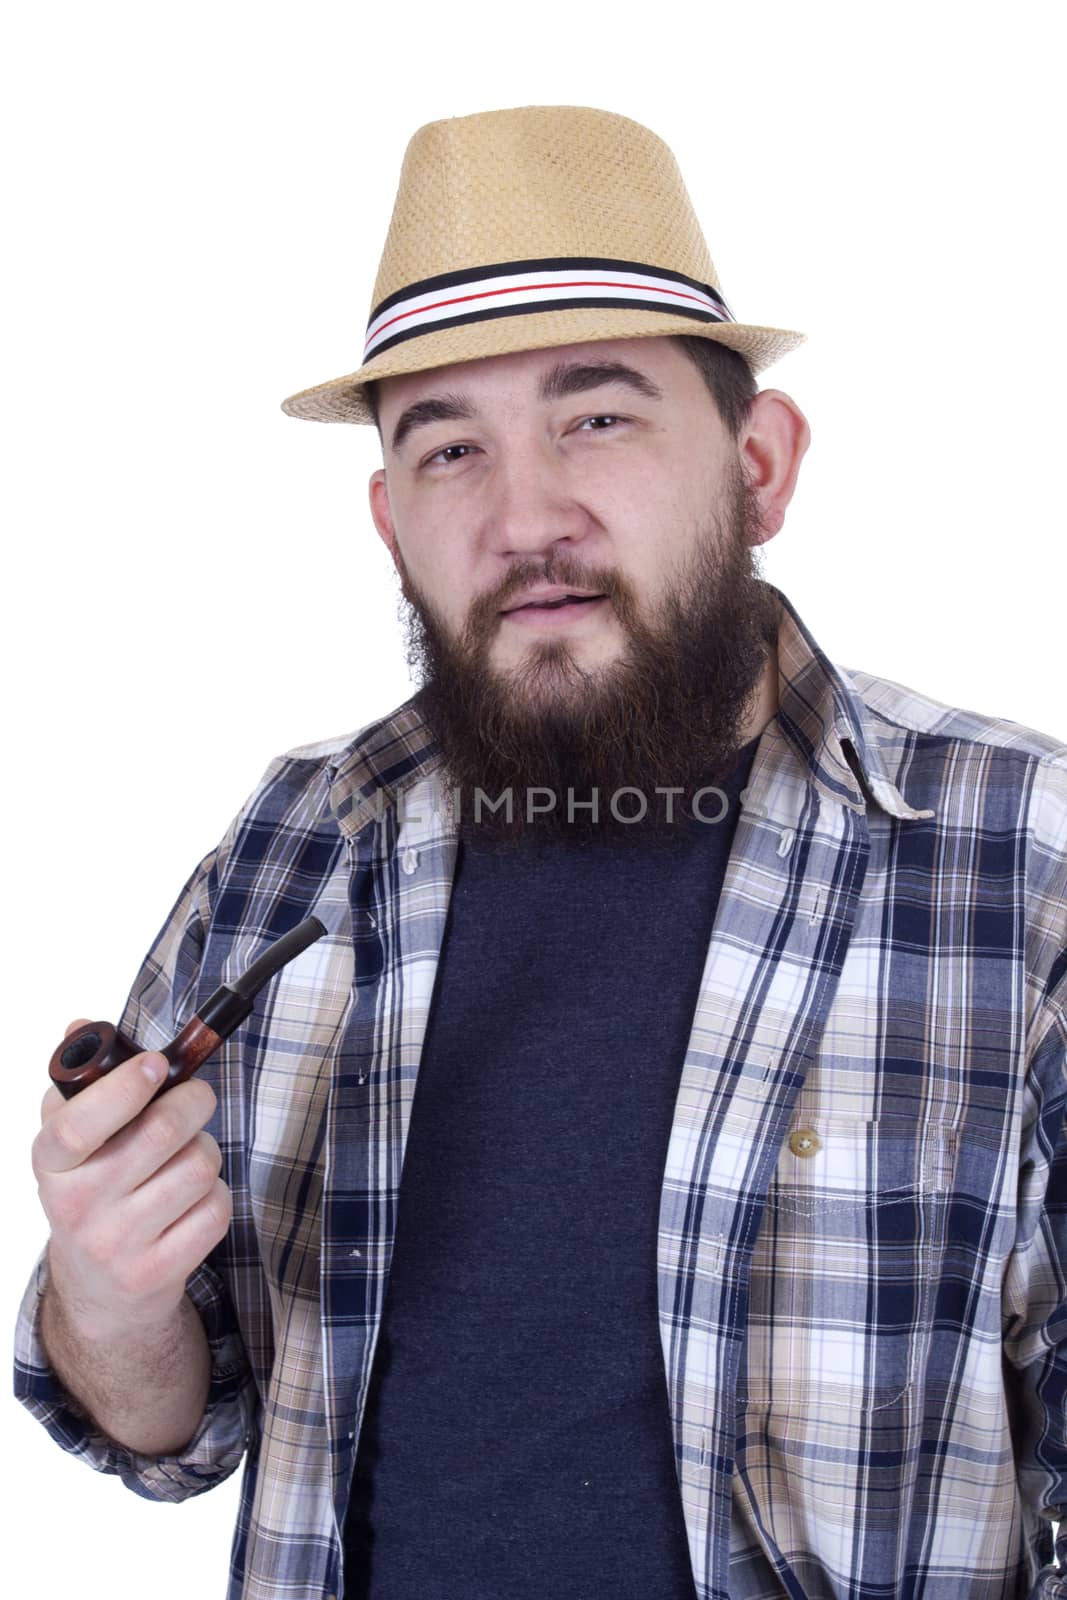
[401,848,419,875]
[788,1128,821,1158]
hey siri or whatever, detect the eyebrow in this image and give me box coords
[388,359,664,455]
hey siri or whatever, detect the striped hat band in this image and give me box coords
[363,257,735,364]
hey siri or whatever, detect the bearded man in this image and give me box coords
[18,105,1067,1600]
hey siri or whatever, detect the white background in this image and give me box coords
[3,2,1064,1594]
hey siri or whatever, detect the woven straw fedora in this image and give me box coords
[280,105,806,426]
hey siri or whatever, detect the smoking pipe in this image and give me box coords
[49,915,327,1101]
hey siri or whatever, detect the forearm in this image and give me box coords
[40,1279,211,1457]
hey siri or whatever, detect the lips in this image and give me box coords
[499,593,610,629]
[510,594,603,612]
[501,589,606,614]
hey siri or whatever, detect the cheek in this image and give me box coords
[400,545,473,630]
[610,543,661,611]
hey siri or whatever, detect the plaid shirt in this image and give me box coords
[15,585,1067,1600]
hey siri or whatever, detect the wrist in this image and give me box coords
[43,1253,184,1349]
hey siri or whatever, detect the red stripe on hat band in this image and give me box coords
[372,278,721,341]
[363,274,732,359]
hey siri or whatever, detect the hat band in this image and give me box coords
[363,257,735,363]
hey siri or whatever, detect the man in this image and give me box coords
[15,105,1067,1600]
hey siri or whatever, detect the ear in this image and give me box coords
[737,389,811,541]
[369,468,401,567]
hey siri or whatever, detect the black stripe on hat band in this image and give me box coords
[366,256,733,324]
[363,295,735,364]
[362,259,734,362]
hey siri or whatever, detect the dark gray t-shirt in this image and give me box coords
[344,737,760,1598]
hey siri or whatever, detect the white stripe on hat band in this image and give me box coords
[363,264,734,362]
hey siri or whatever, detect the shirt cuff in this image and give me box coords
[13,1246,256,1502]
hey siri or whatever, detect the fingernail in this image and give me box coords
[141,1052,168,1085]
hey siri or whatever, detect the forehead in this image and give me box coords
[375,335,696,415]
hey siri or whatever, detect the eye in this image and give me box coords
[424,443,476,467]
[576,414,624,432]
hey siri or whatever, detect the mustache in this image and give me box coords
[399,556,640,649]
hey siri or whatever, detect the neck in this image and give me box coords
[738,639,779,748]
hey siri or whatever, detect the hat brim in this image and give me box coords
[279,306,806,425]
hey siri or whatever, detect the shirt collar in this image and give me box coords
[772,585,935,822]
[325,583,935,839]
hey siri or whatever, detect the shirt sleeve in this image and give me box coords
[12,839,260,1502]
[13,1244,255,1501]
[1003,983,1067,1597]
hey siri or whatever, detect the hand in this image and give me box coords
[33,1019,233,1339]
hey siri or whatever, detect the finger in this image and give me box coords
[120,1130,224,1252]
[32,1051,171,1177]
[145,1179,233,1291]
[63,1017,94,1039]
[97,1081,219,1198]
[40,1084,66,1124]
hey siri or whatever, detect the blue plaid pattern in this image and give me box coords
[15,585,1067,1600]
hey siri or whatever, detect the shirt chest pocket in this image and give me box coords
[739,1114,957,1411]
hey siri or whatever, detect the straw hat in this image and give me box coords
[280,105,806,426]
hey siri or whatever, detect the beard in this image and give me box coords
[395,457,781,845]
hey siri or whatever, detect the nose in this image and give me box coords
[483,436,593,560]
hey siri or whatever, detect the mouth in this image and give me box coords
[500,593,608,625]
